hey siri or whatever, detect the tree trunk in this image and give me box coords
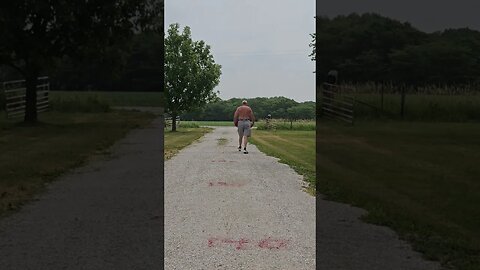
[171,112,177,132]
[24,70,39,123]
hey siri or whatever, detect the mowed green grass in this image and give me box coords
[352,93,480,121]
[181,121,233,127]
[164,128,212,160]
[256,119,316,131]
[251,130,315,195]
[318,120,480,270]
[49,91,163,107]
[0,110,155,217]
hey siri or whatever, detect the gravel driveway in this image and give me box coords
[165,126,316,269]
[0,117,163,270]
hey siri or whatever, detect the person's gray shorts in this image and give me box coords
[238,120,252,137]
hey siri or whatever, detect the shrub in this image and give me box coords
[178,121,200,128]
[256,119,315,130]
[50,94,111,113]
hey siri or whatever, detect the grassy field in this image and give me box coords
[350,93,480,121]
[164,128,212,160]
[256,119,316,131]
[0,110,155,217]
[318,120,480,270]
[251,129,315,195]
[49,91,163,107]
[1,91,162,110]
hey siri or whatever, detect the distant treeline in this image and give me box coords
[317,13,480,87]
[0,32,162,92]
[181,97,316,121]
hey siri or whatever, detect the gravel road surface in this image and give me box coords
[165,126,442,270]
[0,117,163,270]
[165,127,316,269]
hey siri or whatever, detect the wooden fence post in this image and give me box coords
[400,85,406,119]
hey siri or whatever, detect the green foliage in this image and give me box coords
[309,33,316,61]
[0,1,162,69]
[318,121,480,270]
[327,82,480,121]
[256,120,316,131]
[50,91,163,107]
[316,13,480,86]
[165,23,222,131]
[0,0,162,122]
[50,94,111,113]
[48,31,163,92]
[390,41,480,85]
[355,93,480,121]
[178,122,200,128]
[182,96,315,121]
[0,110,155,216]
[164,127,212,159]
[251,130,315,194]
[287,103,316,120]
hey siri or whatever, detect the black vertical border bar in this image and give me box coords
[315,0,321,268]
[159,0,165,264]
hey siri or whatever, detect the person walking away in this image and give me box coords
[233,100,255,154]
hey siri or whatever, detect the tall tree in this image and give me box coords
[165,23,222,131]
[0,0,162,122]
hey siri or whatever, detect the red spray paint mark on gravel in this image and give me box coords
[258,237,289,249]
[208,182,244,187]
[207,237,288,250]
[207,237,250,250]
[211,159,237,163]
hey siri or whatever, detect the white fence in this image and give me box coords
[164,115,181,127]
[2,77,50,118]
[321,83,355,125]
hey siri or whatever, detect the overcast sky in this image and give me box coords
[318,0,480,33]
[165,0,315,102]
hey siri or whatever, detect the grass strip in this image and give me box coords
[0,110,155,217]
[164,128,212,160]
[251,130,315,195]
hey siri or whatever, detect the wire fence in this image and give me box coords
[324,82,480,121]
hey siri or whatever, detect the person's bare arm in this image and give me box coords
[233,108,239,126]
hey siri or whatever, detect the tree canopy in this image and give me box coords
[181,97,315,121]
[44,31,163,92]
[164,23,222,131]
[0,0,162,122]
[316,13,480,87]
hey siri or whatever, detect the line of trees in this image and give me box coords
[181,97,316,121]
[316,13,480,87]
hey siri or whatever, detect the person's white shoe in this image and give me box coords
[243,148,248,154]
